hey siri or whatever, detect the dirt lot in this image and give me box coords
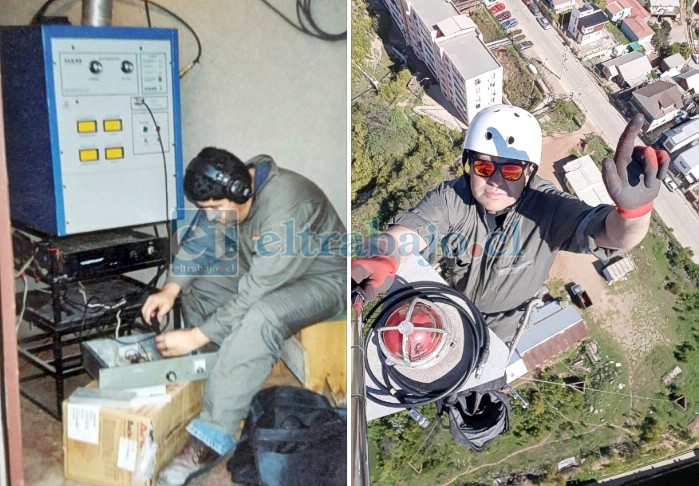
[540,122,667,364]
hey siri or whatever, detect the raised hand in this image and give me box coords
[602,114,669,218]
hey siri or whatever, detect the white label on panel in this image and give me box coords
[141,53,168,94]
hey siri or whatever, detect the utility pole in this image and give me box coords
[559,48,568,79]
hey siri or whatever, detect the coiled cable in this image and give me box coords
[364,281,489,408]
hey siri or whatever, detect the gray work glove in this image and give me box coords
[602,114,669,219]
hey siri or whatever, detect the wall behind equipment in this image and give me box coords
[1,0,348,223]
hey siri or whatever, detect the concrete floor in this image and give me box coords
[20,362,301,485]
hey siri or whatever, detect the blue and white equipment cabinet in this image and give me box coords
[0,25,184,236]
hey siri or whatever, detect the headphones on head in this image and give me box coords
[201,162,252,204]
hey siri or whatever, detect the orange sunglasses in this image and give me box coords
[472,159,527,182]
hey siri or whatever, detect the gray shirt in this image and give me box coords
[391,174,615,315]
[167,156,346,343]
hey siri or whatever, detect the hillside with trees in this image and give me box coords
[351,0,463,236]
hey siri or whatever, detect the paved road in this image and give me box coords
[503,0,699,262]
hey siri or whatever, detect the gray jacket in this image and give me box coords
[167,156,346,343]
[391,173,615,315]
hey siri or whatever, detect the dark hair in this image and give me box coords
[183,147,251,202]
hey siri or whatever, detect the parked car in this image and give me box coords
[502,18,519,30]
[522,0,533,5]
[537,15,551,29]
[490,2,506,13]
[496,10,512,21]
[528,3,541,15]
[663,176,678,192]
[517,40,534,51]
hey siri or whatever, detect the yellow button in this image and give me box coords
[77,120,97,133]
[79,149,99,162]
[103,119,122,132]
[105,147,124,160]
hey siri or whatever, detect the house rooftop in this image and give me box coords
[617,53,652,85]
[601,50,645,68]
[663,118,699,145]
[633,80,684,118]
[621,0,651,18]
[563,155,614,206]
[676,69,699,92]
[606,1,625,15]
[622,16,654,39]
[580,10,608,28]
[678,69,699,80]
[662,53,686,70]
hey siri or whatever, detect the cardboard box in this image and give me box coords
[63,380,205,486]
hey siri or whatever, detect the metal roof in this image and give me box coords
[662,53,686,71]
[563,155,614,206]
[617,54,652,86]
[516,301,584,354]
[601,51,645,68]
[663,118,699,147]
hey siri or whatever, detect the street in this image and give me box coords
[503,0,699,262]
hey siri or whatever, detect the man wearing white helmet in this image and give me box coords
[352,104,669,342]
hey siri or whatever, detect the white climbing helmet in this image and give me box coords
[463,104,543,166]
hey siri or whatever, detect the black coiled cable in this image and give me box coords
[364,281,489,408]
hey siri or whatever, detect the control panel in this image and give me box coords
[0,25,184,236]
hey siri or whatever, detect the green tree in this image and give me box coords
[351,0,375,86]
[660,42,692,60]
[651,20,672,52]
[639,414,665,443]
[673,340,694,361]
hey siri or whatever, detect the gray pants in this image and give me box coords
[180,273,345,436]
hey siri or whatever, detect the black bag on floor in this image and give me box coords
[227,386,346,486]
[436,376,511,452]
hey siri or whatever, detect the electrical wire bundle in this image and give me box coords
[364,281,490,409]
[259,0,347,41]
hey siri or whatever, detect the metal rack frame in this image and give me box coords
[13,226,168,420]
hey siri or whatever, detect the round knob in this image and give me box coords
[121,60,134,73]
[89,61,103,74]
[166,371,177,382]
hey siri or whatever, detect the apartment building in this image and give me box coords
[382,0,503,123]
